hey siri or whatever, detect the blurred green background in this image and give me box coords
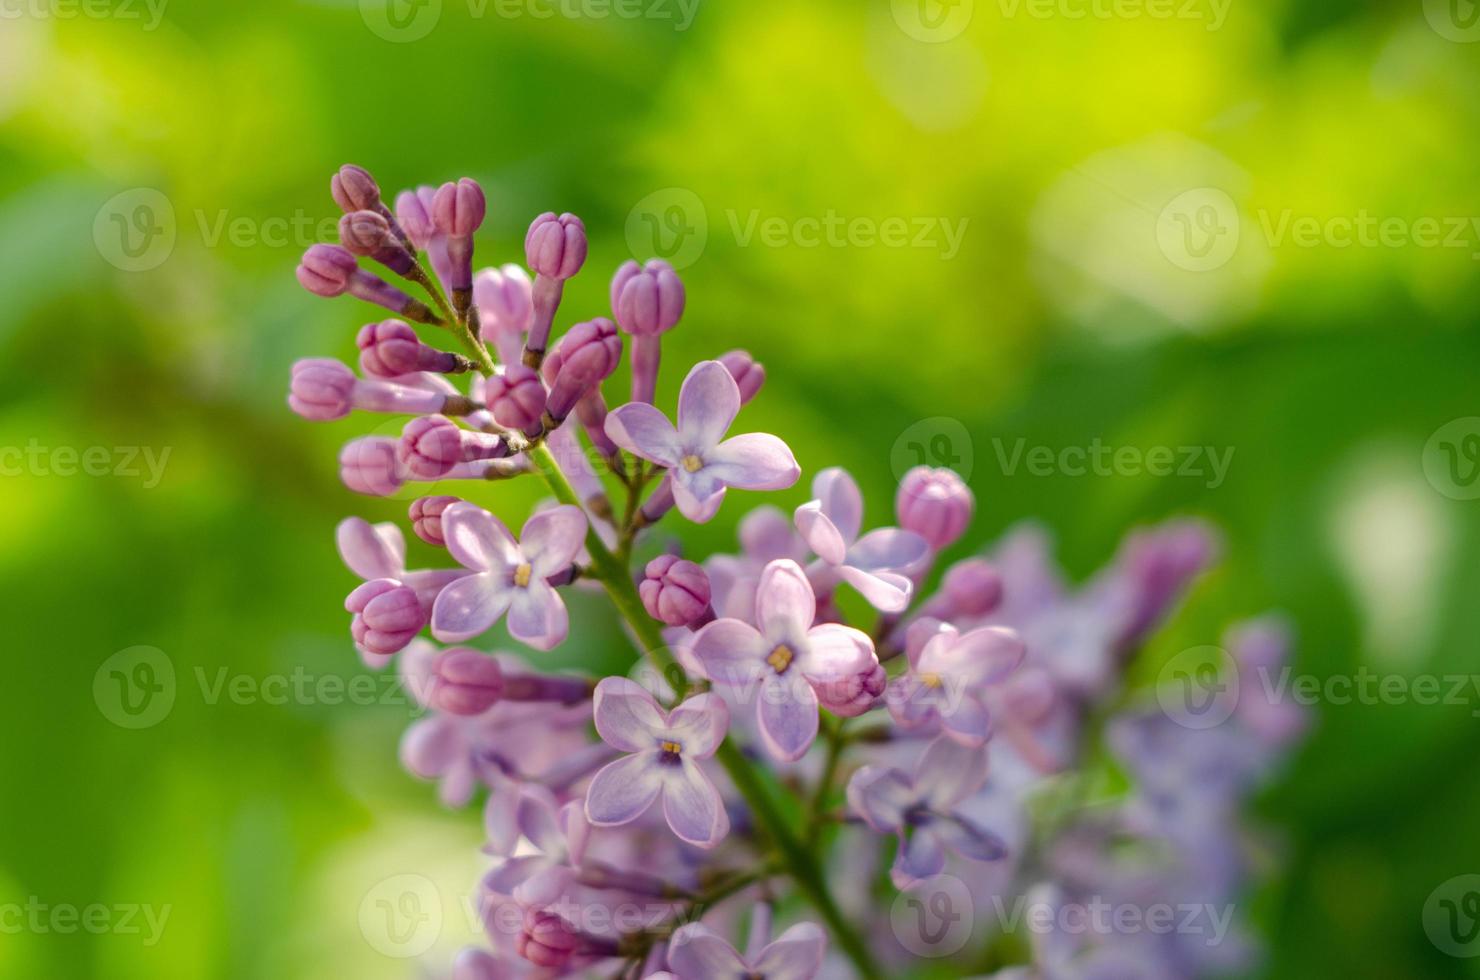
[2,0,1479,976]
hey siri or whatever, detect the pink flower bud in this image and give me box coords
[718,349,766,404]
[518,910,581,969]
[395,186,439,252]
[410,495,462,546]
[331,164,381,213]
[610,259,685,336]
[546,318,622,421]
[398,415,507,479]
[484,365,547,436]
[347,579,424,655]
[524,212,587,280]
[340,437,405,496]
[288,358,355,420]
[340,210,415,275]
[896,466,974,550]
[430,648,505,715]
[941,558,1003,616]
[817,661,887,718]
[639,555,712,627]
[295,243,358,297]
[357,320,461,377]
[474,264,534,332]
[432,178,486,238]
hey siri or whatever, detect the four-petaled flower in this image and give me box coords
[606,360,800,523]
[655,921,827,980]
[583,678,731,848]
[692,559,879,761]
[794,467,929,613]
[847,735,1009,888]
[431,503,587,650]
[889,620,1026,746]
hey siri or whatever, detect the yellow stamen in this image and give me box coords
[766,645,794,674]
[681,454,704,473]
[920,672,943,690]
[513,563,532,588]
[660,740,682,755]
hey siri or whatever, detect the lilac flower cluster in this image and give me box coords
[289,165,1305,979]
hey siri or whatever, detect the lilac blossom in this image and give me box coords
[661,920,827,980]
[848,735,1009,887]
[336,517,465,665]
[889,620,1026,746]
[691,559,879,761]
[431,503,587,650]
[794,467,929,613]
[606,360,800,523]
[583,678,730,848]
[896,465,975,551]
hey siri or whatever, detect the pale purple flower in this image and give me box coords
[431,503,588,650]
[583,678,730,848]
[475,264,536,364]
[793,467,929,613]
[896,466,974,551]
[704,505,807,620]
[605,360,800,523]
[889,621,1025,746]
[336,517,466,664]
[664,921,826,980]
[640,555,713,627]
[690,559,878,761]
[847,735,1008,887]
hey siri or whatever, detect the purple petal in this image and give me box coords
[690,618,767,688]
[483,783,521,856]
[400,716,460,781]
[946,626,1026,686]
[605,402,682,467]
[520,505,588,576]
[848,527,929,574]
[593,676,667,751]
[756,674,819,762]
[933,813,1009,863]
[431,572,513,643]
[846,765,915,833]
[676,360,740,451]
[940,696,992,748]
[665,693,730,758]
[443,502,520,573]
[706,433,801,491]
[753,922,828,980]
[506,580,568,650]
[661,759,729,848]
[754,559,817,645]
[798,623,875,685]
[837,565,913,613]
[740,505,803,562]
[584,753,664,826]
[915,735,990,809]
[515,786,568,857]
[794,501,847,567]
[667,923,748,979]
[672,476,727,524]
[893,828,946,886]
[813,467,862,545]
[336,517,406,580]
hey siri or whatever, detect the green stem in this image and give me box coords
[806,717,847,845]
[526,441,881,980]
